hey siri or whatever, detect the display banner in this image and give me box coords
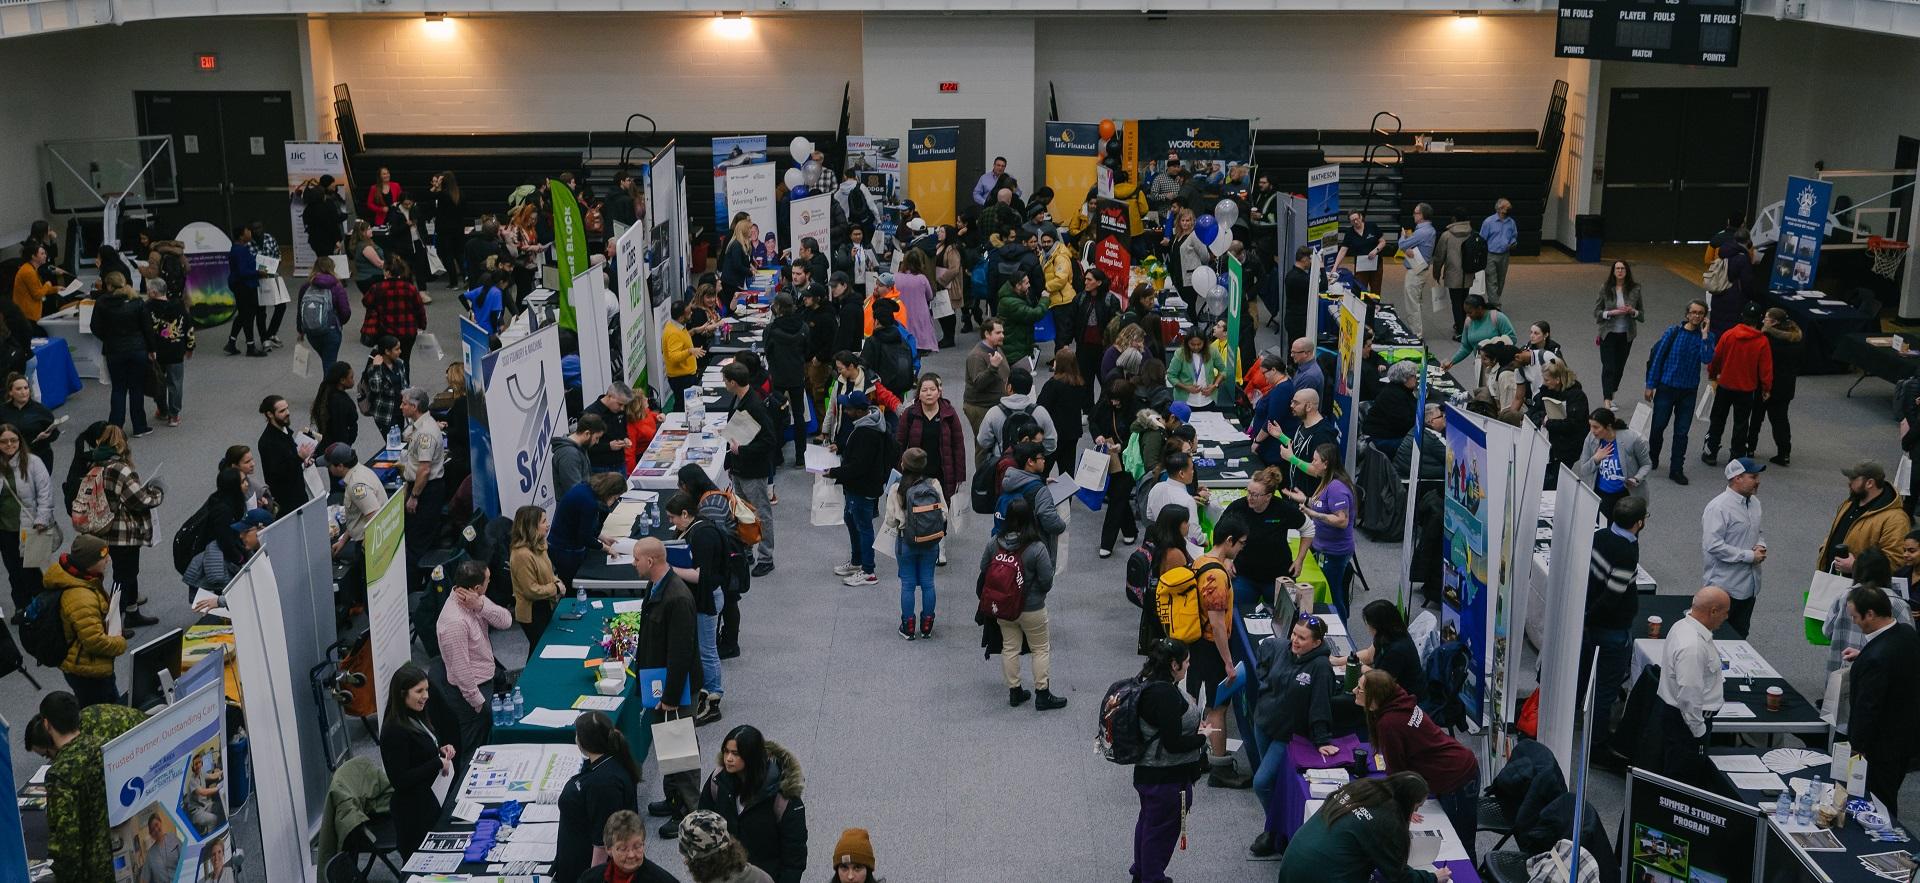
[724,162,780,248]
[1092,198,1131,301]
[1044,122,1102,223]
[282,141,348,272]
[615,223,660,402]
[1332,293,1365,467]
[363,491,409,727]
[1124,118,1254,187]
[846,136,902,206]
[176,222,236,328]
[711,136,767,228]
[1307,164,1341,244]
[906,127,960,227]
[1771,175,1833,291]
[573,266,613,401]
[647,144,687,304]
[460,318,499,518]
[481,324,564,517]
[789,193,834,267]
[0,718,24,883]
[549,179,589,330]
[1225,254,1245,377]
[1626,769,1764,883]
[103,683,228,883]
[1540,468,1599,773]
[1443,405,1492,726]
[1398,355,1431,607]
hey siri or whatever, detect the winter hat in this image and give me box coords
[832,828,876,871]
[68,535,108,572]
[677,811,733,862]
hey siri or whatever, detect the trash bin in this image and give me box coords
[1576,214,1604,263]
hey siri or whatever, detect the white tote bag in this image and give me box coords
[20,524,60,570]
[929,292,955,320]
[651,711,701,776]
[810,475,844,527]
[1627,402,1652,440]
[1897,454,1912,495]
[1073,447,1110,496]
[291,339,316,379]
[1693,383,1716,422]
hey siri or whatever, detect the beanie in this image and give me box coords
[832,828,876,871]
[68,535,109,572]
[677,811,733,862]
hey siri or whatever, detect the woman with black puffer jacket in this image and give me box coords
[697,725,807,883]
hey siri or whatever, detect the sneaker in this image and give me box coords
[937,551,948,566]
[167,416,181,428]
[833,562,861,576]
[1122,534,1138,546]
[898,618,916,641]
[222,342,240,356]
[1700,450,1718,467]
[919,614,934,638]
[751,562,774,578]
[1769,454,1791,467]
[842,571,877,587]
[419,292,433,304]
[132,428,155,439]
[265,336,282,349]
[153,408,166,421]
[246,348,268,358]
[1034,689,1068,711]
[693,696,722,727]
[1098,548,1113,558]
[1669,471,1690,486]
[1008,686,1032,707]
[769,490,779,506]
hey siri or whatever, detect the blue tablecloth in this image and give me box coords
[29,338,81,409]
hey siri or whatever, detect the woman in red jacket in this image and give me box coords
[895,374,967,564]
[1356,669,1480,852]
[621,394,662,473]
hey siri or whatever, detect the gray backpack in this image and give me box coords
[298,281,336,334]
[903,480,946,546]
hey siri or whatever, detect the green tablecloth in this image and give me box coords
[495,597,651,767]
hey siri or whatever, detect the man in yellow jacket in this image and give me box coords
[1819,460,1910,574]
[1040,225,1076,357]
[50,535,125,707]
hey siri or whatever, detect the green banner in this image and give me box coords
[1226,253,1244,377]
[363,491,406,584]
[550,179,590,329]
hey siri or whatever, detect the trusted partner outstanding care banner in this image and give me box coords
[104,683,229,883]
[1044,122,1102,224]
[907,127,960,227]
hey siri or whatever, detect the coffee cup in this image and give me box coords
[1647,616,1663,638]
[1767,686,1784,711]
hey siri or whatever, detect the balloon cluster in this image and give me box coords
[1198,198,1239,256]
[785,136,818,198]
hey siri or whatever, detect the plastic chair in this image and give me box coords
[1476,793,1516,852]
[323,853,360,883]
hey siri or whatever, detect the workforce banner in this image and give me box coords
[789,193,834,265]
[481,323,565,517]
[615,223,661,403]
[1772,175,1833,291]
[906,127,960,227]
[1044,122,1102,224]
[724,162,780,250]
[460,317,499,518]
[282,141,348,272]
[103,683,229,883]
[1124,118,1254,188]
[1442,405,1491,726]
[363,491,409,727]
[711,136,767,227]
[1307,164,1341,243]
[1092,198,1131,300]
[549,179,589,329]
[1626,769,1763,883]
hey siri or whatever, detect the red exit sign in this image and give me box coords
[938,82,959,94]
[195,53,219,71]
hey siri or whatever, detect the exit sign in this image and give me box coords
[938,82,959,93]
[195,53,219,71]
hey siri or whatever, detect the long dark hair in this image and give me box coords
[1362,599,1408,644]
[1147,505,1191,573]
[1138,637,1189,683]
[311,361,352,429]
[999,496,1039,545]
[677,463,720,499]
[722,725,768,797]
[381,663,433,736]
[440,171,462,205]
[1321,773,1430,858]
[1854,547,1893,591]
[576,711,641,782]
[0,424,27,483]
[1311,442,1352,497]
[1604,259,1637,293]
[1357,668,1402,749]
[211,468,246,515]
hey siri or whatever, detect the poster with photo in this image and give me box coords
[712,136,767,228]
[103,683,228,883]
[1770,176,1832,291]
[1626,768,1763,883]
[845,136,902,205]
[282,141,348,272]
[1442,405,1490,724]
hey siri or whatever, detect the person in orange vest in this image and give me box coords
[862,272,902,338]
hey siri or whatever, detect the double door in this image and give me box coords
[136,91,297,244]
[1602,87,1766,242]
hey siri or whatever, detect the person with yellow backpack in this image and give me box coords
[1160,512,1254,790]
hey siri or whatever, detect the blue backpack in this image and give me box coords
[968,259,990,299]
[992,480,1043,537]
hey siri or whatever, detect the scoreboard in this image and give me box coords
[1554,0,1742,67]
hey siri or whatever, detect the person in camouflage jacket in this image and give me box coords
[27,692,147,883]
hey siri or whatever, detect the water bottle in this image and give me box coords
[576,582,588,611]
[386,424,403,451]
[512,687,525,720]
[490,694,503,726]
[1774,789,1793,824]
[1796,780,1816,825]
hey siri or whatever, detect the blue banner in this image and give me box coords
[461,317,499,519]
[1771,175,1832,291]
[712,136,768,229]
[1442,406,1490,724]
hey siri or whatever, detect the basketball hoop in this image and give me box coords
[1868,235,1909,280]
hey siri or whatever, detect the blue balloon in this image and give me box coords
[1195,213,1219,244]
[789,185,809,199]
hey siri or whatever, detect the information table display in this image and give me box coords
[1711,746,1918,883]
[1625,767,1765,883]
[493,597,650,766]
[629,411,730,491]
[1629,639,1825,735]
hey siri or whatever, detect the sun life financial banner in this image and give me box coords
[907,127,960,227]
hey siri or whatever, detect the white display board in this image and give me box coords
[724,162,780,244]
[224,556,316,883]
[282,141,348,272]
[363,491,410,726]
[1540,467,1600,775]
[615,223,660,404]
[102,682,228,883]
[482,323,565,517]
[789,193,833,267]
[1480,417,1517,735]
[573,266,614,402]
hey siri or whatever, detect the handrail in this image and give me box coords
[1359,111,1405,221]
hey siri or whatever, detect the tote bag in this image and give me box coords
[810,475,844,527]
[651,711,701,776]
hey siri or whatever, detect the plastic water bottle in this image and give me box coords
[576,582,588,611]
[386,424,403,451]
[1796,780,1816,825]
[1774,790,1793,824]
[512,687,525,721]
[491,694,504,726]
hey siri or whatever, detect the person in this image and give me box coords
[425,172,467,290]
[83,428,163,627]
[326,444,387,547]
[256,394,310,516]
[1748,308,1802,466]
[1654,586,1730,787]
[1037,348,1091,473]
[185,507,268,608]
[89,276,156,436]
[302,176,346,260]
[1592,259,1645,408]
[0,422,53,610]
[1274,773,1447,883]
[362,335,409,443]
[1091,379,1141,557]
[1821,548,1911,674]
[1702,458,1767,636]
[1356,669,1479,849]
[379,663,453,858]
[508,504,562,648]
[827,828,877,883]
[1840,584,1920,814]
[634,537,703,837]
[1248,354,1298,468]
[996,271,1047,372]
[859,299,916,399]
[1529,361,1591,481]
[1479,198,1517,305]
[720,216,754,297]
[974,367,1057,466]
[1284,443,1357,618]
[677,810,774,883]
[364,256,426,363]
[1167,331,1228,413]
[1338,211,1386,296]
[144,277,194,427]
[981,496,1066,711]
[1575,407,1651,518]
[894,249,940,354]
[1581,496,1646,755]
[29,692,147,882]
[1127,638,1207,883]
[957,317,1013,437]
[1192,515,1251,788]
[695,725,807,883]
[895,375,966,563]
[1709,240,1753,337]
[1395,403,1448,488]
[1282,388,1337,490]
[1430,214,1476,336]
[552,414,606,501]
[12,242,62,323]
[1701,304,1773,466]
[663,492,730,727]
[1363,360,1419,446]
[364,166,402,226]
[503,204,545,299]
[996,442,1067,558]
[1219,467,1306,611]
[579,811,679,883]
[400,387,447,568]
[1398,203,1438,339]
[435,559,513,764]
[1643,300,1716,485]
[550,472,626,585]
[0,374,58,474]
[555,711,643,883]
[1288,336,1326,409]
[1818,460,1909,577]
[762,294,811,465]
[47,535,122,705]
[1067,268,1120,390]
[885,448,943,639]
[1440,295,1515,380]
[1516,321,1563,403]
[1249,613,1338,857]
[223,225,267,356]
[347,218,387,297]
[721,363,778,577]
[296,256,350,370]
[1143,452,1207,550]
[972,157,1010,206]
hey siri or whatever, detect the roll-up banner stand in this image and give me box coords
[461,317,500,518]
[1044,122,1102,225]
[549,179,589,330]
[789,193,834,270]
[906,127,959,228]
[616,222,662,404]
[481,323,565,518]
[103,683,229,883]
[364,490,410,727]
[282,141,348,273]
[573,265,614,401]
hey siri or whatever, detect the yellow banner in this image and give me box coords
[907,127,959,227]
[1044,122,1101,222]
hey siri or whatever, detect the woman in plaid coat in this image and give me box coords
[76,426,164,626]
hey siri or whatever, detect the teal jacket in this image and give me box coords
[1166,345,1235,408]
[1275,796,1439,883]
[996,283,1047,364]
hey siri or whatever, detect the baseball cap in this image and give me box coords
[841,390,871,410]
[1169,402,1193,423]
[1843,460,1887,483]
[906,217,927,232]
[1724,457,1766,480]
[324,443,358,467]
[230,508,273,533]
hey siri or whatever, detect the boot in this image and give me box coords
[1008,686,1031,707]
[693,693,722,727]
[647,799,675,818]
[1207,753,1251,789]
[1249,831,1279,859]
[1034,688,1068,711]
[919,613,935,638]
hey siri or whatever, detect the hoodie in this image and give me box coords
[762,312,809,386]
[998,466,1066,559]
[550,436,590,499]
[974,392,1059,460]
[1369,685,1478,795]
[1431,219,1477,289]
[698,741,808,883]
[995,282,1048,364]
[1253,636,1333,746]
[1707,322,1773,394]
[827,408,893,498]
[978,532,1055,611]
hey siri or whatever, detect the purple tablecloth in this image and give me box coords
[1269,733,1483,883]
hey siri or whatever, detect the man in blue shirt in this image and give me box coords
[1399,202,1437,339]
[971,156,1010,206]
[1643,300,1716,485]
[1248,353,1298,467]
[1479,198,1518,307]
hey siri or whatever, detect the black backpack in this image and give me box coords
[970,461,1001,515]
[1097,676,1149,765]
[1124,540,1159,608]
[21,588,70,669]
[697,519,754,597]
[1460,231,1489,275]
[172,502,219,574]
[876,338,915,396]
[989,404,1040,463]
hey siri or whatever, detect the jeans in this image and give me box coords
[843,493,877,573]
[1705,387,1759,457]
[897,540,937,619]
[1599,332,1633,400]
[1435,772,1481,849]
[1579,627,1632,746]
[997,608,1051,689]
[1484,252,1510,305]
[153,362,185,418]
[1746,392,1792,459]
[733,476,775,565]
[1231,574,1270,612]
[1252,740,1290,808]
[0,530,40,611]
[306,327,343,373]
[1648,384,1698,471]
[64,673,119,707]
[104,352,152,434]
[1130,782,1190,883]
[698,587,723,698]
[1318,551,1353,620]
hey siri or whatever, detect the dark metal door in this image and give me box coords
[136,90,297,243]
[1603,87,1766,241]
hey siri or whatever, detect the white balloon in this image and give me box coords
[1213,198,1239,230]
[1191,265,1217,295]
[789,136,813,159]
[783,167,804,190]
[1209,229,1233,257]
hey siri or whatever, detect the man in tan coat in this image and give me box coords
[1818,460,1910,575]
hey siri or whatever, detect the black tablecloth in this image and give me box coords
[1762,290,1871,374]
[1833,333,1920,386]
[1713,747,1911,883]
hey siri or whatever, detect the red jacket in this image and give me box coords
[1370,686,1478,794]
[1708,323,1773,394]
[622,409,661,473]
